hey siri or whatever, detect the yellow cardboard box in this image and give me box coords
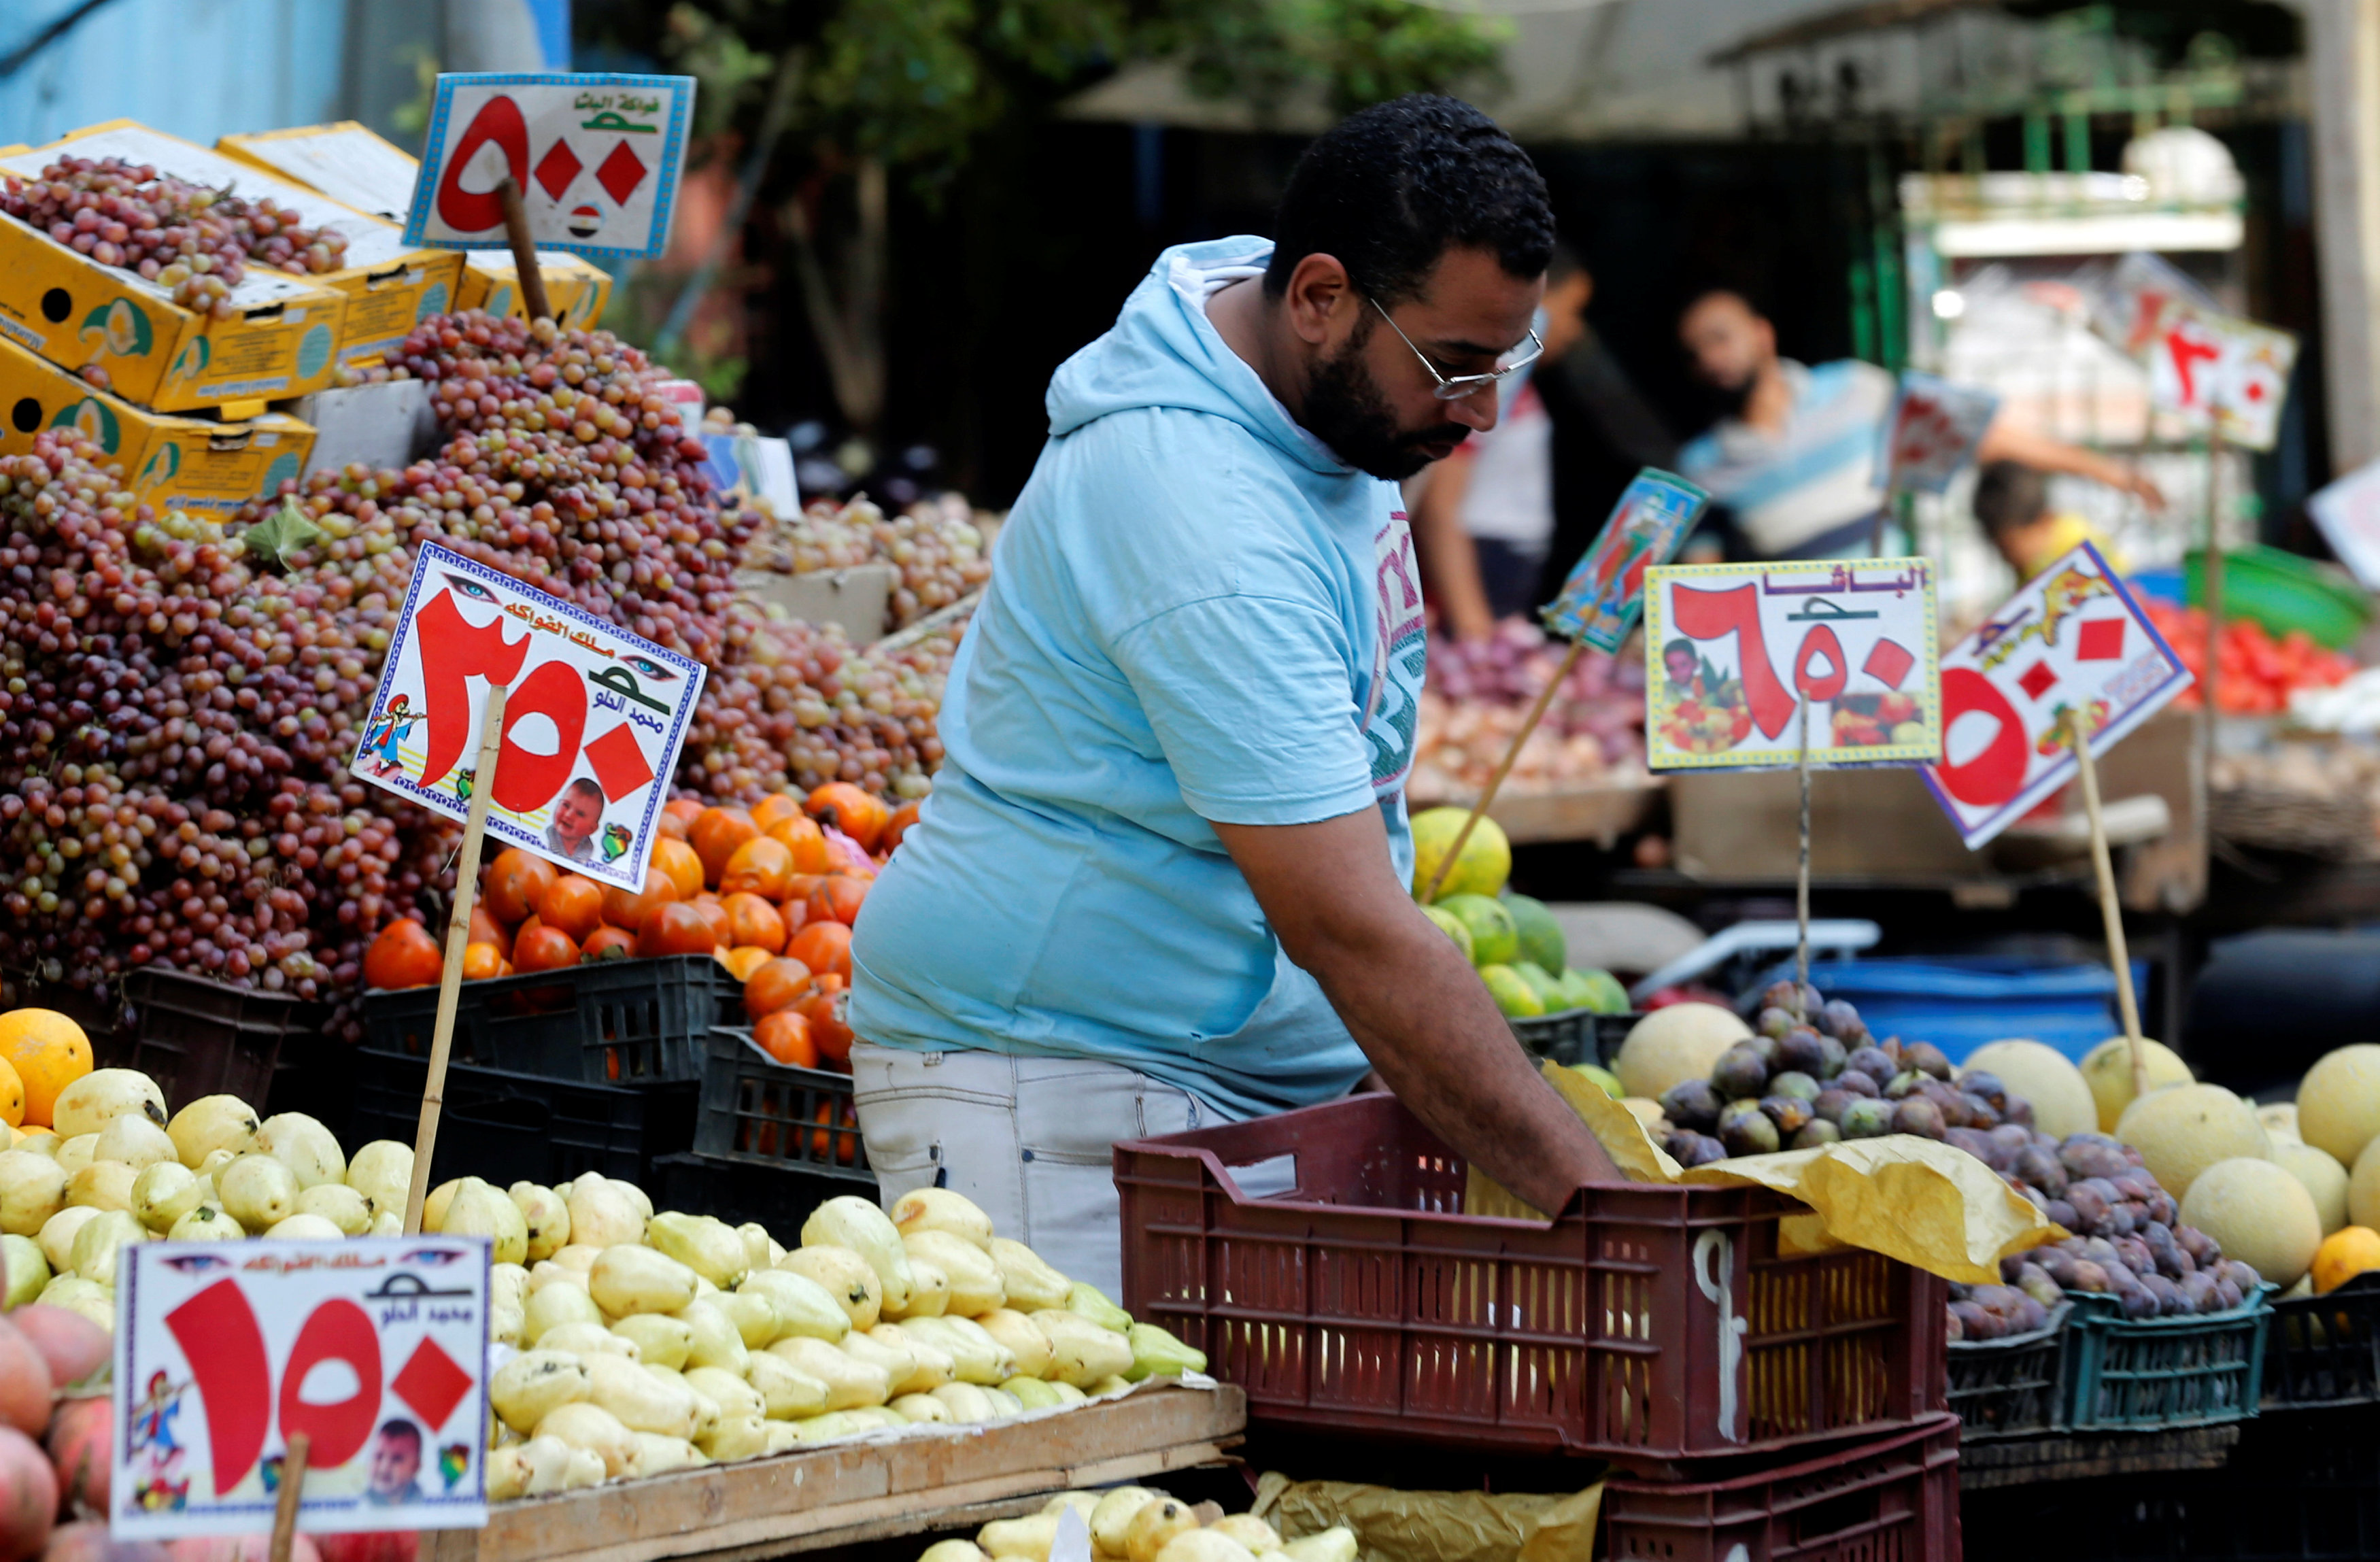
[23,120,462,371]
[0,330,313,511]
[218,122,611,330]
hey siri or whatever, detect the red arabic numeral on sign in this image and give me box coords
[163,1279,273,1497]
[1792,624,1848,703]
[413,588,532,792]
[1669,583,1799,739]
[2165,325,2222,407]
[492,657,590,814]
[278,1298,384,1470]
[1935,666,2030,808]
[435,95,530,234]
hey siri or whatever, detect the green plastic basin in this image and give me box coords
[2184,545,2371,649]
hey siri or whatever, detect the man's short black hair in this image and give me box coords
[1680,285,1771,324]
[1265,95,1554,309]
[378,1419,421,1446]
[1973,461,2052,539]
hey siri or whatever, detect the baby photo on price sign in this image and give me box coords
[351,543,706,889]
[1642,559,1942,770]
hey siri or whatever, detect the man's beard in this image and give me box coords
[1300,322,1471,481]
[1701,372,1756,422]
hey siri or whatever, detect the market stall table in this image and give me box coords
[428,1382,1246,1562]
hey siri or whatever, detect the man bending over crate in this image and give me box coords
[846,95,1617,1295]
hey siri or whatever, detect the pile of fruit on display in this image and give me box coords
[0,309,959,1039]
[1406,807,1628,1023]
[741,492,993,634]
[2143,602,2354,715]
[0,1026,1207,1530]
[0,156,351,328]
[363,787,913,1071]
[916,1487,1355,1562]
[1406,622,1646,807]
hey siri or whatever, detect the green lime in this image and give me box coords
[1561,968,1631,1015]
[1503,893,1565,977]
[1479,964,1544,1018]
[1569,1063,1625,1098]
[1419,904,1474,964]
[1512,961,1565,1010]
[1436,893,1518,967]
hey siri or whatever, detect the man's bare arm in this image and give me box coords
[1979,419,2166,511]
[1212,809,1618,1212]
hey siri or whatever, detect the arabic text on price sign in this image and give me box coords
[1540,468,1707,653]
[112,1238,490,1538]
[351,542,705,890]
[1643,558,1941,771]
[404,73,694,260]
[1919,541,2192,849]
[1880,373,1999,496]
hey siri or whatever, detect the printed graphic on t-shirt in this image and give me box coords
[1363,510,1427,794]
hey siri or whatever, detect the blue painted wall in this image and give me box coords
[0,0,352,152]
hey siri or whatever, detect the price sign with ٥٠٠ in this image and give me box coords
[112,1237,490,1537]
[404,73,694,260]
[1643,558,1941,771]
[1920,541,2192,850]
[352,542,707,891]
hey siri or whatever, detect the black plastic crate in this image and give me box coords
[1946,1301,2070,1440]
[1510,1010,1640,1069]
[651,1151,873,1238]
[347,1046,696,1189]
[122,968,328,1113]
[2268,1272,2380,1410]
[360,955,738,1085]
[693,1026,869,1178]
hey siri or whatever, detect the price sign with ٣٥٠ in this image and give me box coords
[1643,558,1941,771]
[404,73,694,260]
[350,543,706,891]
[112,1238,490,1537]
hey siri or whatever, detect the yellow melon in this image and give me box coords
[2114,1083,2266,1200]
[1960,1040,2096,1140]
[2180,1157,2322,1290]
[2298,1046,2380,1170]
[2271,1141,2351,1236]
[1613,1004,1749,1101]
[2081,1036,2192,1133]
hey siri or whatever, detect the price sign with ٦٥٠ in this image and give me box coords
[1643,558,1941,770]
[112,1237,490,1536]
[352,542,706,890]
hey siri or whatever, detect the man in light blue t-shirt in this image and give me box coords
[848,96,1614,1293]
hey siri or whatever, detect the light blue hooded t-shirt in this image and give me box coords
[847,237,1427,1118]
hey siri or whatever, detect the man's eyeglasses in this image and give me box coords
[1370,298,1544,402]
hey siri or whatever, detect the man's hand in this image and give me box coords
[1212,809,1619,1213]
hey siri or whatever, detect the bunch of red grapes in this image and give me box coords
[0,311,967,1030]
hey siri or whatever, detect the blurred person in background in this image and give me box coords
[1675,289,2161,561]
[1414,248,1674,640]
[1972,460,2128,583]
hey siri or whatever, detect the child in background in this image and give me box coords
[1973,460,2128,583]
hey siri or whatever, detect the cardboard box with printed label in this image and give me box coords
[0,329,312,511]
[12,120,462,373]
[218,122,613,329]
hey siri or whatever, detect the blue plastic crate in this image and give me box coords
[1751,955,2145,1064]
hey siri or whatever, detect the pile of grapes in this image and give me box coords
[0,311,964,1030]
[0,156,350,322]
[741,492,991,633]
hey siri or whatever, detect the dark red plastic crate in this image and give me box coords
[1603,1413,1961,1562]
[1115,1093,1946,1474]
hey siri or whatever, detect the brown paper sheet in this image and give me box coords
[1465,1060,2062,1284]
[1251,1473,1602,1562]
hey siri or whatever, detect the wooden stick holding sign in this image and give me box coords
[403,683,507,1236]
[1795,694,1814,1007]
[2198,427,2225,826]
[267,1434,311,1562]
[495,178,551,323]
[2068,706,2149,1102]
[1421,469,1707,903]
